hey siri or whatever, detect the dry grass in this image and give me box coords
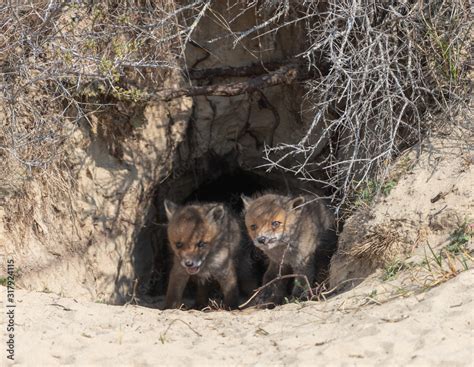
[361,222,474,304]
[336,243,472,311]
[412,222,473,289]
[344,222,407,262]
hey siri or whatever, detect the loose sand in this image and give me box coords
[1,268,473,366]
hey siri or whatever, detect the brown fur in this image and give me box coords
[164,200,257,310]
[242,193,337,305]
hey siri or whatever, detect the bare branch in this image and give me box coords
[153,64,300,101]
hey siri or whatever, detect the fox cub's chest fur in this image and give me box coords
[242,193,337,304]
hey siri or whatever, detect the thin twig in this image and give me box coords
[239,273,315,309]
[161,318,203,338]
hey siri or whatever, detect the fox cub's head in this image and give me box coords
[164,200,225,275]
[242,194,305,250]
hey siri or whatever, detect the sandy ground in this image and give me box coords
[1,267,473,366]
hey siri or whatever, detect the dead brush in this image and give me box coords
[1,0,470,223]
[344,223,407,264]
[259,0,471,216]
[1,1,470,207]
[0,0,206,192]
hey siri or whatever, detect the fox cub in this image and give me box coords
[242,193,337,305]
[164,200,256,310]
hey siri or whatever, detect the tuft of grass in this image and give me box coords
[352,222,472,307]
[382,260,406,281]
[346,222,404,262]
[382,180,397,196]
[355,179,398,207]
[416,230,473,292]
[354,180,378,206]
[15,266,23,278]
[446,221,472,255]
[365,289,379,305]
[425,22,464,81]
[368,289,377,298]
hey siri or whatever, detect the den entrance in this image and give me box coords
[131,150,326,308]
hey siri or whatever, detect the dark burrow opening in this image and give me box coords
[131,151,336,307]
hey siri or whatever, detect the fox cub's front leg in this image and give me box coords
[164,262,189,309]
[195,282,211,309]
[291,257,316,300]
[255,261,292,306]
[217,264,239,310]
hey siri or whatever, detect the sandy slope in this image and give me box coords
[2,268,473,366]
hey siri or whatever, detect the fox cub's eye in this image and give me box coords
[271,221,281,229]
[175,242,183,249]
[250,224,257,231]
[196,241,207,248]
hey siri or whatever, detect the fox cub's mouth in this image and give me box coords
[185,266,201,275]
[255,238,279,249]
[180,259,203,275]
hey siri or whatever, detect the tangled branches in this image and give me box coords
[0,0,470,211]
[261,0,471,215]
[0,0,210,171]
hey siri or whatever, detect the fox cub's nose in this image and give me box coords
[184,259,194,267]
[257,236,268,244]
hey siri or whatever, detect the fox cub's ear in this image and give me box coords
[288,196,305,211]
[164,200,179,221]
[207,204,225,223]
[241,195,251,210]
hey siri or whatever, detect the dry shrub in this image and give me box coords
[0,0,208,197]
[260,0,471,215]
[1,0,471,211]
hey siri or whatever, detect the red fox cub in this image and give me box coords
[242,193,337,305]
[163,200,256,310]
